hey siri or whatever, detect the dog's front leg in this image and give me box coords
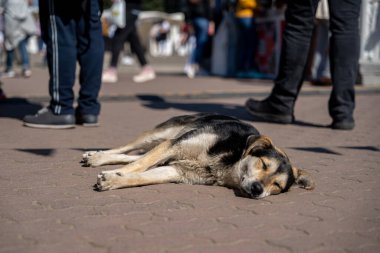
[82,153,142,167]
[82,147,135,161]
[96,166,181,191]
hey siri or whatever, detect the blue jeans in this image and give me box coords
[269,0,361,122]
[6,37,30,71]
[189,17,209,65]
[236,17,256,71]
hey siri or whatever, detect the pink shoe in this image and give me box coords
[133,66,156,83]
[23,69,32,78]
[102,68,118,83]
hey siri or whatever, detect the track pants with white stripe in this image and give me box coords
[39,0,104,115]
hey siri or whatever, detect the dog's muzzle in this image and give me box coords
[250,182,264,198]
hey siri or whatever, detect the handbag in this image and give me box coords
[110,0,126,28]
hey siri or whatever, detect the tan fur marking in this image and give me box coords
[243,135,274,157]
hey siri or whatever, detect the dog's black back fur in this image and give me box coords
[154,113,252,130]
[160,113,261,166]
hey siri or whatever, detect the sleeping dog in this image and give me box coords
[82,113,315,199]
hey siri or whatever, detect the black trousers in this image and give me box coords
[39,0,104,115]
[109,12,147,68]
[269,0,361,122]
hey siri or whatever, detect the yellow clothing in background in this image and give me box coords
[235,0,258,18]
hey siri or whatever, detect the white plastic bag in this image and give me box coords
[110,0,126,28]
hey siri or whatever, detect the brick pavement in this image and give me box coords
[1,57,380,253]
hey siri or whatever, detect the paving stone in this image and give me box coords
[1,64,379,252]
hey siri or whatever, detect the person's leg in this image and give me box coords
[102,14,135,83]
[18,37,32,77]
[5,49,15,76]
[109,26,132,68]
[18,37,30,70]
[236,17,254,72]
[328,0,361,129]
[246,0,320,123]
[128,25,156,83]
[76,0,104,123]
[46,0,77,115]
[129,27,148,67]
[109,12,136,69]
[23,0,77,128]
[270,0,320,114]
[191,17,209,65]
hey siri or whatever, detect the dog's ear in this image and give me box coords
[243,135,274,157]
[292,166,315,190]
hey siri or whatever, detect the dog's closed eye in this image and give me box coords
[273,181,283,191]
[260,159,268,170]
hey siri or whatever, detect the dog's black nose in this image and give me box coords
[251,182,263,197]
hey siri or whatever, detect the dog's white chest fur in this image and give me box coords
[178,131,218,158]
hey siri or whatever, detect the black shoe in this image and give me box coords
[331,119,355,130]
[76,113,99,127]
[245,98,294,124]
[23,108,75,129]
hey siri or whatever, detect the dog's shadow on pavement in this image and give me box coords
[136,95,326,129]
[0,98,43,120]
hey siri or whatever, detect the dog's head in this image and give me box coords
[238,135,315,199]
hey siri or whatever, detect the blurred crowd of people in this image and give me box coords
[0,0,362,130]
[0,0,335,84]
[0,0,41,79]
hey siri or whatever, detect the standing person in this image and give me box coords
[235,0,258,73]
[23,0,104,129]
[1,0,36,78]
[183,0,214,78]
[245,0,361,130]
[102,0,156,83]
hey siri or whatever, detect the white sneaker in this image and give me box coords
[23,69,32,78]
[102,69,118,83]
[3,70,15,78]
[133,67,156,83]
[184,64,196,78]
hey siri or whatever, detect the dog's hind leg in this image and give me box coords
[82,153,143,167]
[96,166,181,191]
[95,139,175,188]
[108,139,175,174]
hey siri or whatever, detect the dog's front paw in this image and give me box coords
[81,151,104,167]
[82,150,100,159]
[96,171,123,191]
